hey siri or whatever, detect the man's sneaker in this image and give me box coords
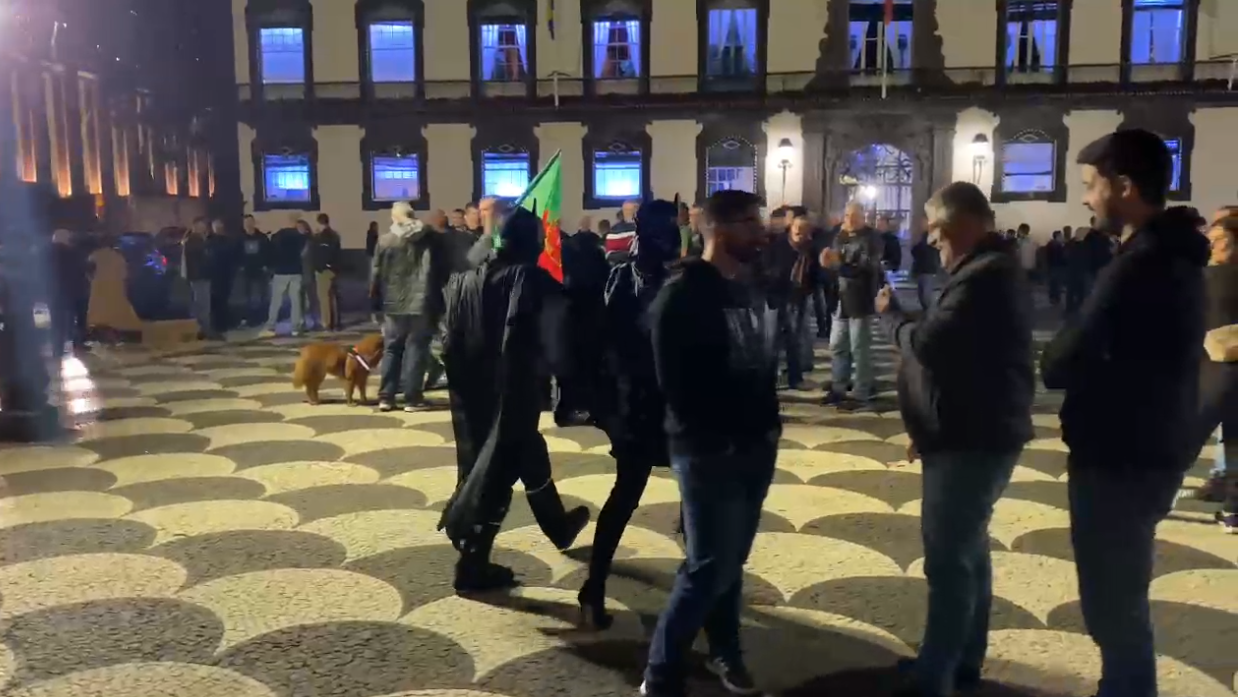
[638,680,684,697]
[821,391,847,406]
[705,657,761,696]
[377,401,396,412]
[1215,510,1237,534]
[403,400,430,413]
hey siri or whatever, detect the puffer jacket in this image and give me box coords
[370,219,448,318]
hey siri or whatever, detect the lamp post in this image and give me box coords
[776,138,794,204]
[970,133,992,186]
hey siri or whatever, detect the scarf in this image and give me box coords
[788,236,814,292]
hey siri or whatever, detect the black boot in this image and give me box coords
[526,481,590,550]
[453,522,518,595]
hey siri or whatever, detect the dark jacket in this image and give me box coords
[880,230,903,272]
[310,227,342,273]
[1043,239,1067,269]
[205,233,236,280]
[441,228,480,274]
[651,259,781,458]
[52,243,91,301]
[910,237,940,276]
[832,225,884,318]
[763,232,819,306]
[365,226,379,257]
[562,231,609,294]
[1041,207,1209,472]
[882,234,1034,455]
[1197,263,1238,450]
[370,219,448,317]
[181,233,211,281]
[240,232,270,277]
[268,227,307,276]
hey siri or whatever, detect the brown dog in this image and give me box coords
[291,334,384,406]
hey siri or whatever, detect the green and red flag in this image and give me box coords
[516,150,564,282]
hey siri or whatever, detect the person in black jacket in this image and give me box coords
[909,220,941,312]
[238,215,270,326]
[1040,130,1208,697]
[262,213,309,336]
[207,219,238,334]
[763,214,819,389]
[820,202,884,404]
[310,213,343,331]
[182,217,219,339]
[577,200,680,630]
[554,216,610,426]
[877,182,1034,697]
[1043,227,1068,307]
[642,190,779,697]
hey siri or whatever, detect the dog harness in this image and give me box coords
[348,347,374,372]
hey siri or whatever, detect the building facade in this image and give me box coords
[1,0,234,232]
[231,0,1237,246]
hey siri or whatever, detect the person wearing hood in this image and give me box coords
[554,216,610,426]
[370,202,449,412]
[1041,129,1208,697]
[437,207,590,594]
[577,199,682,629]
[876,182,1034,697]
[263,213,309,336]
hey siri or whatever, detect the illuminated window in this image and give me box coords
[705,8,758,77]
[591,19,641,78]
[187,148,202,198]
[368,21,416,82]
[263,153,312,203]
[592,148,642,200]
[1005,1,1058,72]
[705,137,757,195]
[479,24,528,81]
[1165,137,1183,193]
[848,0,912,72]
[481,150,530,198]
[44,72,72,197]
[164,160,180,196]
[259,27,306,84]
[1130,0,1184,64]
[1000,130,1056,194]
[372,155,420,201]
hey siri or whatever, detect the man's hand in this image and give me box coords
[819,248,841,268]
[875,285,894,314]
[905,442,919,463]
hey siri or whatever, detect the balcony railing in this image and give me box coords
[236,59,1235,107]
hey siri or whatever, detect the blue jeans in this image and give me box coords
[266,274,303,332]
[1068,464,1184,697]
[829,312,873,396]
[644,442,776,693]
[777,299,809,386]
[188,280,213,336]
[914,273,940,312]
[913,449,1020,695]
[380,313,437,402]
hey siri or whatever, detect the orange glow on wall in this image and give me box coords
[207,154,216,197]
[164,160,179,195]
[112,123,131,197]
[43,71,73,197]
[187,147,201,198]
[10,72,38,183]
[78,74,103,195]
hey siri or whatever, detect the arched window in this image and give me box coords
[999,130,1056,195]
[704,137,757,195]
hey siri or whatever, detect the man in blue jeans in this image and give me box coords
[371,202,448,412]
[820,201,884,405]
[878,182,1034,697]
[643,190,779,697]
[1041,130,1208,697]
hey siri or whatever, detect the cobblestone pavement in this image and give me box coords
[0,328,1234,697]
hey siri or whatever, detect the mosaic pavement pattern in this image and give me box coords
[0,328,1235,697]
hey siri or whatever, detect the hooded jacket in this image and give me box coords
[370,218,447,317]
[1041,206,1209,472]
[882,233,1034,455]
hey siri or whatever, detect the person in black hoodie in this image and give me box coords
[577,200,680,630]
[1040,129,1208,697]
[262,213,309,336]
[207,219,238,334]
[877,182,1034,697]
[238,215,270,326]
[642,190,779,697]
[181,218,219,339]
[554,216,610,426]
[1043,227,1068,307]
[763,213,819,389]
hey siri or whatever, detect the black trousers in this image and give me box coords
[583,442,666,598]
[209,272,234,333]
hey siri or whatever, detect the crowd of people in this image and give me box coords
[14,124,1235,697]
[426,127,1235,697]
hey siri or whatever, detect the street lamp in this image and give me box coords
[776,138,794,204]
[970,133,991,185]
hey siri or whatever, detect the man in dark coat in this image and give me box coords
[578,199,682,629]
[878,182,1034,697]
[1041,129,1208,697]
[438,207,590,594]
[555,217,611,426]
